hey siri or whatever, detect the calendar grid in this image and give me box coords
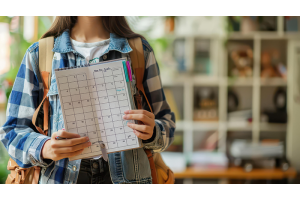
[56,60,140,160]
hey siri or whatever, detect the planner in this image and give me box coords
[55,58,141,161]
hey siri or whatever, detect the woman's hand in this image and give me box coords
[123,110,155,140]
[41,130,91,161]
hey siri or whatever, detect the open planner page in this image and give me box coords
[55,59,141,161]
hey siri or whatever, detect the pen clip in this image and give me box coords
[126,61,132,81]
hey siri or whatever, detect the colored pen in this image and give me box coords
[126,61,132,81]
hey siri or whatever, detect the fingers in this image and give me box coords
[51,130,81,139]
[132,129,152,140]
[54,141,91,153]
[58,130,81,139]
[123,114,155,126]
[52,136,90,148]
[127,123,153,134]
[59,149,85,159]
[124,110,154,119]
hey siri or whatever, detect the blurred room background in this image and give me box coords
[1,16,300,184]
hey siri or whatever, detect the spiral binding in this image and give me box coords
[55,63,90,71]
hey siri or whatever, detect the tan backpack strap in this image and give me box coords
[39,37,54,86]
[32,37,54,136]
[7,37,53,185]
[128,37,158,184]
[128,37,153,113]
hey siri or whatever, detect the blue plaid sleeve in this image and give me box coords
[141,40,176,152]
[0,44,52,168]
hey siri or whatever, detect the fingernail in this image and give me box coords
[62,128,65,130]
[127,123,132,127]
[87,142,91,146]
[124,110,130,114]
[85,137,89,141]
[123,115,128,119]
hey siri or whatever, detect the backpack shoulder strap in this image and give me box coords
[128,37,153,113]
[39,36,54,86]
[129,37,158,184]
[32,36,54,136]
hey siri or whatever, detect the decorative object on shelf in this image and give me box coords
[230,45,253,78]
[173,38,186,72]
[284,16,300,32]
[277,63,287,80]
[261,87,287,123]
[261,50,282,78]
[228,139,289,172]
[194,131,218,151]
[227,90,239,112]
[262,111,287,123]
[257,16,277,31]
[274,88,287,111]
[240,16,257,33]
[190,151,228,169]
[194,39,211,75]
[165,16,175,33]
[228,16,277,33]
[228,110,252,127]
[194,87,218,121]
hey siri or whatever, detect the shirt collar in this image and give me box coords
[52,29,133,54]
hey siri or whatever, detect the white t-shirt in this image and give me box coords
[70,38,110,64]
[70,38,110,160]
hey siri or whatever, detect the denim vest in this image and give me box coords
[39,30,152,184]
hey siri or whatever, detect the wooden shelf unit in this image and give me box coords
[174,167,297,180]
[160,16,300,183]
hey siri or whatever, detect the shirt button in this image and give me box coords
[93,162,99,169]
[72,165,77,171]
[103,54,107,60]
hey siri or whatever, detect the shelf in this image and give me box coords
[172,121,286,132]
[175,121,184,131]
[174,121,219,131]
[174,167,297,180]
[228,77,253,86]
[228,31,300,40]
[260,123,287,132]
[192,76,219,86]
[260,78,287,86]
[176,121,256,132]
[162,76,287,87]
[228,32,278,40]
[159,23,294,163]
[193,121,219,131]
[161,75,185,86]
[161,73,220,87]
[227,121,252,131]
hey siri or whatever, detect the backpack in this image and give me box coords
[6,36,174,184]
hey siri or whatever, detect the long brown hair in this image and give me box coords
[41,16,144,39]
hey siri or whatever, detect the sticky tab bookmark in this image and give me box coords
[100,141,108,161]
[122,61,129,82]
[126,61,132,81]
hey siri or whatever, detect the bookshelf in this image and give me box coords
[159,16,300,183]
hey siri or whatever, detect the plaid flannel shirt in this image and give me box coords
[0,30,175,184]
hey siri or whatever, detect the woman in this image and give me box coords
[0,16,175,184]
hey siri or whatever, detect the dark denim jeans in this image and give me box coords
[76,158,112,184]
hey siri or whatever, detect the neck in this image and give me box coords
[71,16,110,43]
